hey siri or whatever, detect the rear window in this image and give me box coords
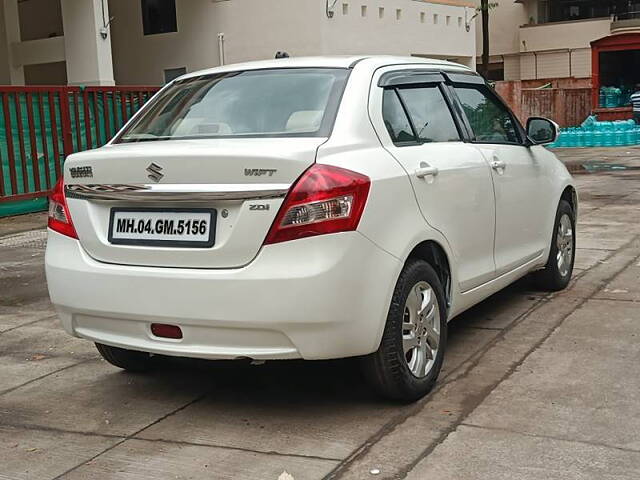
[116,68,350,142]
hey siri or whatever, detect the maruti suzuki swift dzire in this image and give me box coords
[46,56,576,401]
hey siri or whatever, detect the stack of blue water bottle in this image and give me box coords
[547,117,640,149]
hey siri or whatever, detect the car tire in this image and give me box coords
[95,343,154,372]
[533,199,576,291]
[361,259,447,402]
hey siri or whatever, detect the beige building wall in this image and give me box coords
[322,0,476,65]
[109,0,223,85]
[109,0,477,85]
[477,1,617,82]
[16,0,66,84]
[0,1,12,84]
[475,0,528,57]
[18,0,63,41]
[519,18,611,52]
[503,55,520,80]
[571,48,591,78]
[1,0,476,86]
[208,0,323,65]
[518,18,611,80]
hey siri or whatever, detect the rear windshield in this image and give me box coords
[116,68,350,142]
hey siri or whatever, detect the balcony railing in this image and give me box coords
[613,10,640,21]
[611,11,640,31]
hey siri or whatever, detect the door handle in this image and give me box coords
[490,159,506,171]
[415,163,439,179]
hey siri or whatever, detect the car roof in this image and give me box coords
[177,55,474,81]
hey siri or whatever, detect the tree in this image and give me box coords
[478,1,499,79]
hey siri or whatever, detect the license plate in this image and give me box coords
[108,208,216,248]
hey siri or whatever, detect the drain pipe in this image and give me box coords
[218,33,226,66]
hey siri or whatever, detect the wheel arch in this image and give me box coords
[405,240,452,313]
[560,185,578,219]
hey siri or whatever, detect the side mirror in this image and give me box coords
[526,117,560,146]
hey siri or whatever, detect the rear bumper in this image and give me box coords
[45,230,401,360]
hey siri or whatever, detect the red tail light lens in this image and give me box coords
[264,164,370,245]
[48,178,78,239]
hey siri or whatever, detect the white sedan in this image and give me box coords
[45,56,576,401]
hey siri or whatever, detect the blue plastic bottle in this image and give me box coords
[593,129,604,147]
[557,130,567,148]
[603,125,614,147]
[615,124,625,146]
[567,128,578,147]
[605,88,616,108]
[614,88,622,108]
[584,129,595,147]
[625,127,635,145]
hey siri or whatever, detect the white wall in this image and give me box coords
[109,0,476,85]
[322,0,476,61]
[212,0,324,64]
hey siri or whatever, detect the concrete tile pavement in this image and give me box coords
[403,193,640,479]
[0,425,120,480]
[406,425,640,480]
[1,149,639,479]
[62,438,338,480]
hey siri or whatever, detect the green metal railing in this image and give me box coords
[0,85,159,217]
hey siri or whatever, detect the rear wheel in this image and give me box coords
[533,199,575,291]
[361,259,447,402]
[95,343,154,372]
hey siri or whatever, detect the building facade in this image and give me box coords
[477,0,640,86]
[0,0,477,87]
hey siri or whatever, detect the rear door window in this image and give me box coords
[397,86,461,143]
[382,84,460,145]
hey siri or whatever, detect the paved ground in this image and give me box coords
[1,147,639,479]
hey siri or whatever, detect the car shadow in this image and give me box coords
[134,275,543,407]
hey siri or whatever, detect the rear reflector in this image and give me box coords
[151,323,183,339]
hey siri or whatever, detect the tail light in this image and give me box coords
[48,178,78,239]
[264,164,370,245]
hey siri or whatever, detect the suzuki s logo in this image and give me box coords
[244,168,277,177]
[146,163,164,182]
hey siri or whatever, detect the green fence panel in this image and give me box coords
[0,87,157,217]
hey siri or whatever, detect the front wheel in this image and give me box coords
[533,199,576,291]
[361,259,447,402]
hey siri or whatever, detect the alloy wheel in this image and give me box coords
[556,213,574,278]
[402,281,441,378]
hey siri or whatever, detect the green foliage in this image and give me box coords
[476,1,499,12]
